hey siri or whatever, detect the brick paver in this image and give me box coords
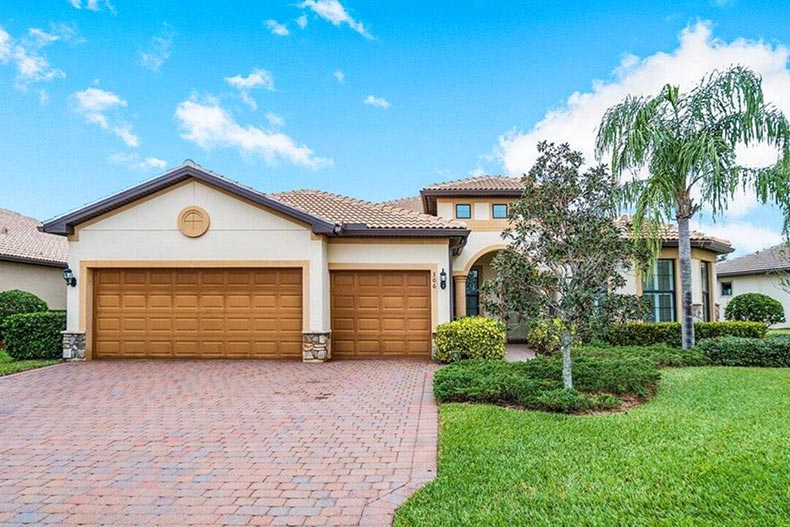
[0,360,438,526]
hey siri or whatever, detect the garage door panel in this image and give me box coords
[94,268,302,359]
[331,270,432,359]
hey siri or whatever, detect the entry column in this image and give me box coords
[453,275,467,319]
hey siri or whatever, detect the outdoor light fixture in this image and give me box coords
[63,267,77,287]
[439,268,447,290]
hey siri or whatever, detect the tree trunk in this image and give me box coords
[677,215,695,349]
[561,329,573,389]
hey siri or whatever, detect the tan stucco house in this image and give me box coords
[717,244,790,328]
[0,208,67,310]
[42,162,732,361]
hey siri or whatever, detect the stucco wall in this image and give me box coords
[327,240,452,328]
[718,273,790,328]
[453,231,506,276]
[0,260,66,310]
[66,179,330,333]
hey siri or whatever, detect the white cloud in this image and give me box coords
[70,87,139,147]
[694,219,783,255]
[265,112,285,127]
[496,21,790,180]
[333,69,345,83]
[38,89,50,105]
[69,0,115,13]
[174,95,332,169]
[363,94,389,109]
[299,0,372,39]
[264,19,289,36]
[225,67,275,110]
[0,26,65,87]
[138,26,175,73]
[296,14,308,29]
[108,152,167,170]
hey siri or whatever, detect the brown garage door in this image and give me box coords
[93,268,302,359]
[331,270,432,358]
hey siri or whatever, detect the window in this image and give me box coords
[492,203,508,219]
[466,268,480,317]
[455,203,472,219]
[701,261,711,322]
[721,281,733,297]
[642,259,676,322]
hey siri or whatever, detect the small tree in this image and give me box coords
[484,142,641,389]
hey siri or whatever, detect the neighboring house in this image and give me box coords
[0,208,67,310]
[41,162,732,361]
[717,244,790,328]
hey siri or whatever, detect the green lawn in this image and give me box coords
[767,328,790,335]
[395,367,790,527]
[0,349,59,376]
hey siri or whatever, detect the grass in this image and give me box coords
[395,367,790,527]
[0,349,58,376]
[767,328,790,335]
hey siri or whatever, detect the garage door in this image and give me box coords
[93,268,302,359]
[331,270,432,358]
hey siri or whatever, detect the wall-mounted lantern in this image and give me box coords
[439,268,447,290]
[63,266,77,287]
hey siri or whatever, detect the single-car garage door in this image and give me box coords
[93,268,302,359]
[331,270,432,358]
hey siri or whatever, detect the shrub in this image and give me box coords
[434,317,506,362]
[3,311,66,360]
[697,336,790,368]
[575,344,709,368]
[724,293,785,325]
[433,354,660,413]
[0,290,48,340]
[605,321,767,347]
[526,318,567,356]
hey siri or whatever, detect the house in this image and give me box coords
[0,208,67,310]
[41,162,732,361]
[717,244,790,328]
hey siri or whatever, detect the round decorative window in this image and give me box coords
[177,206,210,238]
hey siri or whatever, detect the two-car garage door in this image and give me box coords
[92,268,433,359]
[93,268,303,359]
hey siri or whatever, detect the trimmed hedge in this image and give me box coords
[433,354,660,413]
[575,343,709,368]
[3,311,66,360]
[697,335,790,368]
[434,317,506,362]
[526,318,567,356]
[725,293,785,325]
[605,321,767,347]
[0,290,48,340]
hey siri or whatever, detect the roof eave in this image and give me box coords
[40,165,337,237]
[660,239,734,255]
[0,254,66,268]
[336,225,471,238]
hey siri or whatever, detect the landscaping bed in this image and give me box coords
[396,367,790,526]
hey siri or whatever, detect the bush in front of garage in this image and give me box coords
[434,316,506,362]
[2,311,66,360]
[0,290,48,341]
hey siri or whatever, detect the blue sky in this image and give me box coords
[2,0,790,253]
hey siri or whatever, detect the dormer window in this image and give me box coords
[492,203,508,219]
[455,204,472,219]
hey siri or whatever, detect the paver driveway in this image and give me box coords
[0,360,438,526]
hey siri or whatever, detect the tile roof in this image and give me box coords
[379,195,424,214]
[268,190,466,230]
[613,215,733,254]
[717,243,790,276]
[0,208,67,266]
[423,175,524,192]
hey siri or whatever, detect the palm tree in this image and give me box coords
[596,66,790,348]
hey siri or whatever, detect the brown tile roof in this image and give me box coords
[423,175,524,192]
[269,190,466,230]
[613,215,733,254]
[717,243,790,276]
[379,195,424,214]
[0,208,67,266]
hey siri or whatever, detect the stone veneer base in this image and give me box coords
[302,332,331,362]
[62,331,86,360]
